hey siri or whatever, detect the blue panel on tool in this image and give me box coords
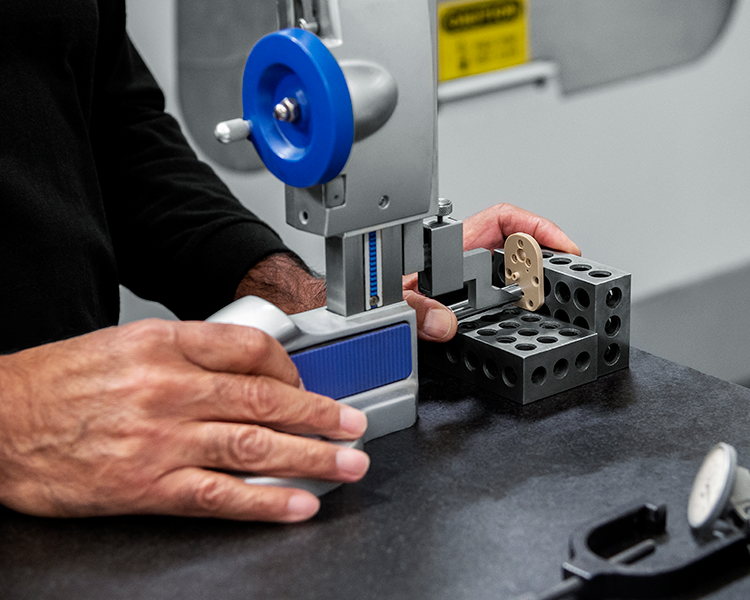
[291,324,412,400]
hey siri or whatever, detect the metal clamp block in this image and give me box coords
[422,306,598,404]
[419,215,464,297]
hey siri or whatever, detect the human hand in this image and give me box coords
[403,203,579,342]
[0,320,369,522]
[462,202,580,256]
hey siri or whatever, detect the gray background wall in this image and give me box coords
[123,0,750,385]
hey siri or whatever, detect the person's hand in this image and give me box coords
[461,203,580,256]
[403,203,579,342]
[0,319,369,522]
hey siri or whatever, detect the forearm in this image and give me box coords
[235,252,327,315]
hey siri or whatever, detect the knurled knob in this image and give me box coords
[437,198,453,217]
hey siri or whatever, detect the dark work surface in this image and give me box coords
[2,347,750,600]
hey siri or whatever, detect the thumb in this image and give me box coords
[403,289,457,342]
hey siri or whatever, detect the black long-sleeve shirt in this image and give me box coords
[0,0,289,352]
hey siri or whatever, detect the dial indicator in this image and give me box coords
[687,442,738,532]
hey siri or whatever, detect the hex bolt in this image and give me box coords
[273,97,300,123]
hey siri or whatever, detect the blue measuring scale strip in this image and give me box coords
[290,323,412,400]
[368,231,378,300]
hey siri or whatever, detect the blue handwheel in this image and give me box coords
[242,29,354,188]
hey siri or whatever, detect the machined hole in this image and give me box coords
[560,328,580,337]
[544,276,551,298]
[538,336,557,344]
[477,329,497,336]
[518,329,538,337]
[496,336,517,344]
[480,313,503,323]
[570,264,592,272]
[503,367,518,387]
[515,344,537,351]
[458,322,481,333]
[574,289,590,309]
[590,270,612,278]
[554,309,570,323]
[573,316,590,330]
[605,316,622,337]
[576,352,591,371]
[606,287,623,308]
[553,359,569,379]
[550,257,571,265]
[299,210,309,224]
[542,251,554,259]
[555,282,571,303]
[521,315,542,323]
[499,321,521,329]
[465,351,480,372]
[531,367,547,386]
[604,343,621,365]
[484,360,498,380]
[540,322,560,330]
[537,305,551,317]
[446,347,459,364]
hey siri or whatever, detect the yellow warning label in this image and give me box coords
[437,0,529,82]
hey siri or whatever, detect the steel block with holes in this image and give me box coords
[422,307,599,404]
[536,252,631,377]
[493,250,631,378]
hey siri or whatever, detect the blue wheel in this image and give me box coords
[242,29,354,188]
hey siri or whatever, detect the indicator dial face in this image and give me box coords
[687,443,737,531]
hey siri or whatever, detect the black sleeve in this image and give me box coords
[90,1,290,319]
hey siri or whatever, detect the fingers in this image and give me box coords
[175,321,301,387]
[186,372,367,439]
[403,289,457,342]
[181,421,370,482]
[463,203,581,256]
[153,468,323,522]
[149,420,372,522]
[402,272,419,293]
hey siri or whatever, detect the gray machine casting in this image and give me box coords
[208,0,632,491]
